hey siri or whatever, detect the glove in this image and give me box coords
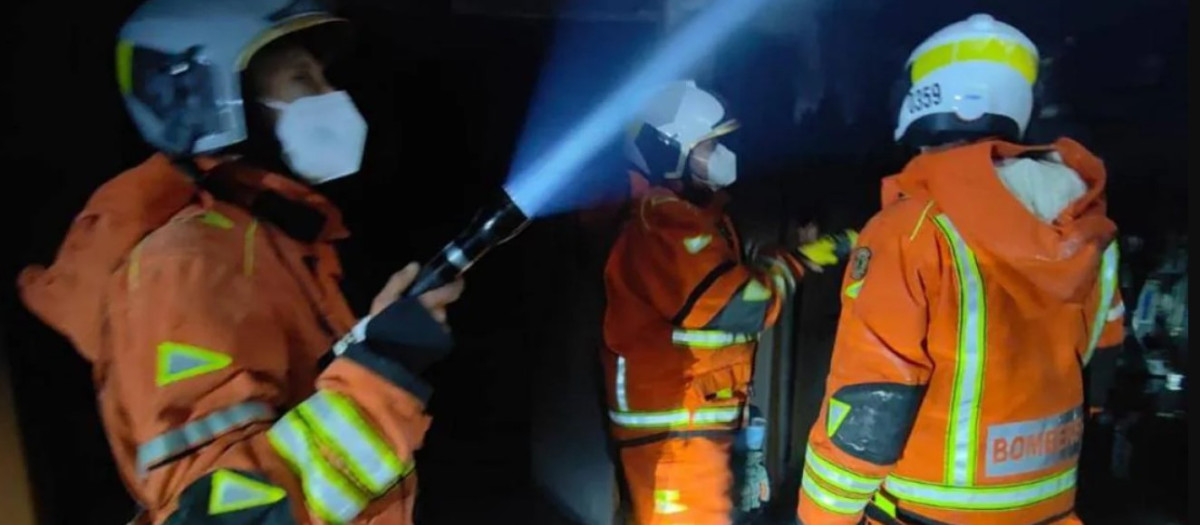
[739,450,771,512]
[744,240,799,294]
[796,230,858,272]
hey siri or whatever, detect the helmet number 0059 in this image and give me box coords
[907,83,942,114]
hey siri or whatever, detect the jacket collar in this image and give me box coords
[195,156,350,243]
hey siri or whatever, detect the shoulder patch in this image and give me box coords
[157,342,233,386]
[850,247,872,280]
[209,469,287,515]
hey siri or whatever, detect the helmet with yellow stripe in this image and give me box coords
[894,14,1039,147]
[117,0,350,156]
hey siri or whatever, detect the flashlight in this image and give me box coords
[404,190,531,298]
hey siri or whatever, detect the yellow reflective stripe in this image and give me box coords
[802,471,870,515]
[805,446,883,495]
[910,201,936,241]
[884,468,1076,511]
[116,40,134,94]
[296,391,409,495]
[199,211,235,229]
[873,493,898,518]
[1084,242,1120,365]
[671,329,756,349]
[933,215,986,486]
[654,489,688,514]
[912,37,1038,84]
[267,412,367,524]
[608,406,740,428]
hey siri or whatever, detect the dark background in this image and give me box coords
[0,0,1187,524]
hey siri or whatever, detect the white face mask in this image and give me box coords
[698,143,737,189]
[263,91,368,185]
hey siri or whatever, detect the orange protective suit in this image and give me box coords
[602,174,802,525]
[19,155,446,525]
[797,139,1125,525]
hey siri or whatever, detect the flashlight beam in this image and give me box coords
[503,0,773,217]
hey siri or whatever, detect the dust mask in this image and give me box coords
[700,144,737,189]
[263,91,368,185]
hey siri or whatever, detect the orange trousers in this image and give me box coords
[618,435,735,525]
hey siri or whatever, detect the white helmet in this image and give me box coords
[894,14,1039,147]
[117,0,350,155]
[626,80,740,186]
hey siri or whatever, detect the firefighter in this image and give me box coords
[18,1,462,523]
[603,80,852,525]
[795,14,1125,525]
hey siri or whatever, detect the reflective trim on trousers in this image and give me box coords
[608,406,741,429]
[295,390,409,495]
[802,472,871,515]
[615,356,630,412]
[805,445,884,495]
[1084,242,1120,365]
[883,468,1076,511]
[267,412,367,524]
[671,328,757,349]
[933,215,987,486]
[136,401,274,474]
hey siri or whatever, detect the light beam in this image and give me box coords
[504,0,774,218]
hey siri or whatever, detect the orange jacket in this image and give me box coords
[19,155,444,525]
[797,139,1125,525]
[602,176,803,440]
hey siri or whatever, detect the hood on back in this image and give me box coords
[18,155,197,362]
[884,138,1116,305]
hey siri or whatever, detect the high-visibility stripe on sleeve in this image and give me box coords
[295,390,411,496]
[137,401,274,474]
[802,471,871,515]
[932,215,987,487]
[1085,242,1120,365]
[883,468,1076,511]
[267,412,368,524]
[671,329,757,349]
[805,445,884,495]
[615,356,630,412]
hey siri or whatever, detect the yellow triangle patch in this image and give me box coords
[845,280,864,299]
[827,398,851,437]
[208,469,286,515]
[199,211,235,230]
[683,234,713,254]
[157,342,233,386]
[741,279,772,302]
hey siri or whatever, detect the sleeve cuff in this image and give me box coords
[363,298,454,374]
[341,343,434,404]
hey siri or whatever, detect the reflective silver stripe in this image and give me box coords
[296,391,406,495]
[933,215,986,486]
[805,445,883,494]
[671,329,757,349]
[615,356,630,412]
[1085,242,1119,365]
[137,401,273,474]
[802,472,870,515]
[609,409,690,428]
[884,468,1076,511]
[608,406,741,428]
[267,413,367,524]
[691,406,742,425]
